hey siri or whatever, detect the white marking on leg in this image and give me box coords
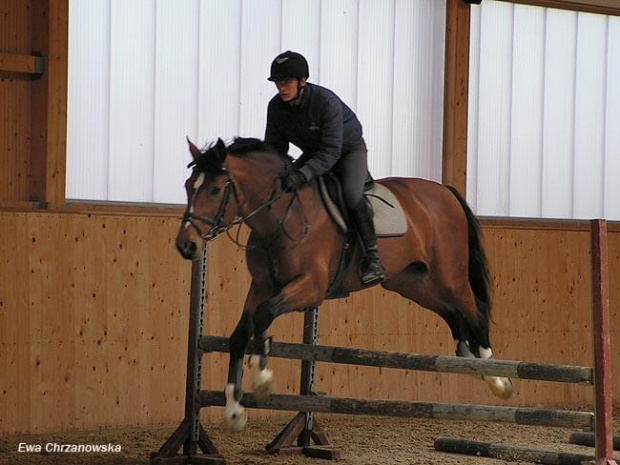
[224,383,246,432]
[478,347,514,399]
[249,355,273,399]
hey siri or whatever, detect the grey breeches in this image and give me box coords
[332,140,369,209]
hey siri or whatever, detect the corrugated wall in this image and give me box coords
[1,212,618,434]
[66,0,447,203]
[467,1,620,220]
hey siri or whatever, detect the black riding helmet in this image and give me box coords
[268,51,309,82]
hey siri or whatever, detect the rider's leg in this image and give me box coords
[334,141,385,286]
[349,197,385,285]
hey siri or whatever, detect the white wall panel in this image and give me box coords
[392,0,445,180]
[466,4,481,208]
[357,0,396,179]
[541,9,577,219]
[509,5,545,217]
[153,0,200,203]
[67,1,110,200]
[469,1,620,221]
[197,1,241,144]
[108,0,156,202]
[573,13,607,219]
[604,17,620,219]
[280,0,321,158]
[68,0,446,204]
[473,2,513,216]
[319,1,359,110]
[281,0,321,79]
[239,0,281,139]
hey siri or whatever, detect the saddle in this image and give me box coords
[317,173,407,237]
[316,173,407,299]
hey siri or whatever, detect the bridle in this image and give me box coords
[182,176,235,241]
[181,169,309,246]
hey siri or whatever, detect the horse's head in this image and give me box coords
[176,138,238,260]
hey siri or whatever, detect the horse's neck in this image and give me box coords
[236,173,322,240]
[226,154,281,233]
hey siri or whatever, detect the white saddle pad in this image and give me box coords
[319,179,408,237]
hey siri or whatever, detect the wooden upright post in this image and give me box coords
[442,0,473,195]
[590,219,618,465]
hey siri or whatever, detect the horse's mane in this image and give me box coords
[227,137,273,155]
[189,137,291,173]
[228,137,292,164]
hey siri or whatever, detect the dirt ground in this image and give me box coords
[2,407,619,465]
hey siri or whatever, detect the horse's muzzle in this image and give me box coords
[176,240,198,260]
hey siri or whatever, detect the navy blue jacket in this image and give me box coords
[264,82,363,181]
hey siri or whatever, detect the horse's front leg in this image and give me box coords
[248,297,280,399]
[224,311,252,432]
[249,275,320,399]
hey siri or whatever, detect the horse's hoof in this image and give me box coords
[252,368,274,400]
[487,376,514,399]
[224,404,247,433]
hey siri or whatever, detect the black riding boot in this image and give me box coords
[350,198,385,286]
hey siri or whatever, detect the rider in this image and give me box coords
[264,50,385,286]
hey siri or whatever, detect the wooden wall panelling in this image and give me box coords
[139,216,192,426]
[606,231,620,401]
[27,212,76,432]
[0,0,32,202]
[0,212,195,433]
[1,213,619,434]
[0,213,31,432]
[483,226,594,407]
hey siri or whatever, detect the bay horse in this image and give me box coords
[175,137,513,432]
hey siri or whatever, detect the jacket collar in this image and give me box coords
[289,82,312,108]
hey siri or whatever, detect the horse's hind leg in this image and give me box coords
[383,275,512,399]
[443,285,513,399]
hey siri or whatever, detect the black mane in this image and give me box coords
[188,140,225,173]
[227,137,274,155]
[188,137,290,173]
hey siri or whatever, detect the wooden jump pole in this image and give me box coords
[434,437,595,465]
[198,391,594,429]
[569,432,620,451]
[434,220,617,465]
[200,335,593,384]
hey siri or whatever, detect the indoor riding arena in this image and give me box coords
[1,1,619,464]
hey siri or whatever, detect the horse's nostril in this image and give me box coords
[178,241,197,259]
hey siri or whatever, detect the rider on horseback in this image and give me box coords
[264,50,385,286]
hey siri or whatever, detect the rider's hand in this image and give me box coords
[280,170,307,192]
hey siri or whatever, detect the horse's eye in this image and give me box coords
[210,187,221,196]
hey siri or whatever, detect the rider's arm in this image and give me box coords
[297,97,343,181]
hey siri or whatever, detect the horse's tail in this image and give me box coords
[445,185,492,322]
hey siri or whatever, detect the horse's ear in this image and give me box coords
[187,137,202,160]
[215,138,227,163]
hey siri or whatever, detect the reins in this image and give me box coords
[182,168,310,249]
